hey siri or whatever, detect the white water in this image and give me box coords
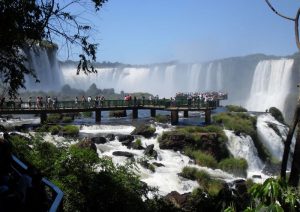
[246,59,294,113]
[256,114,289,161]
[79,124,235,195]
[224,130,264,178]
[24,46,64,91]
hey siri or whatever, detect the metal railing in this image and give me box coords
[11,155,63,212]
[0,99,218,111]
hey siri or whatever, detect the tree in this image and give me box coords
[0,0,107,97]
[264,0,300,186]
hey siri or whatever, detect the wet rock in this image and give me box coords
[106,134,115,141]
[164,191,190,209]
[76,139,97,153]
[139,160,155,172]
[152,162,164,167]
[131,124,156,138]
[118,135,134,147]
[112,151,134,158]
[143,144,158,159]
[91,137,107,144]
[159,132,193,151]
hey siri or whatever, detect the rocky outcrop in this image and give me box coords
[152,162,164,167]
[164,191,190,209]
[112,151,134,158]
[131,124,156,138]
[158,132,193,151]
[143,144,158,159]
[76,139,97,153]
[91,136,107,144]
[118,135,134,147]
[106,134,115,141]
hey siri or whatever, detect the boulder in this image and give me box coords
[159,132,193,151]
[91,136,107,144]
[118,135,134,147]
[139,160,155,172]
[106,134,115,141]
[152,162,164,167]
[76,139,97,153]
[143,144,158,159]
[112,151,134,158]
[131,124,156,138]
[164,191,190,209]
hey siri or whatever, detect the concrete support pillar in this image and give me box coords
[205,110,211,125]
[183,110,188,118]
[40,112,47,124]
[95,109,101,123]
[132,108,138,119]
[150,109,156,117]
[171,110,179,125]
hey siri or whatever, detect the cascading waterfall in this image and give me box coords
[23,45,64,91]
[245,59,294,113]
[224,130,264,173]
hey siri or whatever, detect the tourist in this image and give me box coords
[53,97,58,109]
[75,96,78,108]
[28,97,32,109]
[47,96,52,108]
[18,97,23,109]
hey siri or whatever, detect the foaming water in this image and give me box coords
[224,130,264,177]
[80,125,135,134]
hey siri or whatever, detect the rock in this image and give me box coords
[152,162,164,167]
[109,110,127,117]
[106,134,115,141]
[91,136,107,144]
[143,144,158,159]
[164,191,190,209]
[118,135,134,147]
[76,139,97,153]
[139,160,155,172]
[112,151,134,158]
[159,132,193,151]
[131,124,156,138]
[262,162,281,175]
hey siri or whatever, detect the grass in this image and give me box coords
[81,111,93,118]
[48,125,62,135]
[132,138,143,149]
[154,115,169,123]
[180,167,224,196]
[62,125,79,137]
[47,113,62,123]
[62,116,73,123]
[218,158,248,177]
[226,105,248,112]
[184,148,218,168]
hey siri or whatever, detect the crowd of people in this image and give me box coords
[175,91,228,102]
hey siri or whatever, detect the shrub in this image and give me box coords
[47,113,62,123]
[62,116,73,123]
[180,167,198,181]
[62,125,79,137]
[132,138,142,149]
[218,158,248,177]
[269,107,285,123]
[48,125,62,135]
[184,148,218,168]
[81,111,93,118]
[226,105,247,112]
[154,115,169,123]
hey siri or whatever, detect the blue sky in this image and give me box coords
[56,0,300,64]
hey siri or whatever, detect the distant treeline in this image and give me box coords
[18,83,153,101]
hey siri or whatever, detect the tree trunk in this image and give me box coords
[289,122,300,186]
[281,105,300,179]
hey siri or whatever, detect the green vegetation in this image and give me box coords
[218,158,248,178]
[132,138,143,149]
[184,148,218,168]
[9,134,158,212]
[213,112,271,162]
[48,125,62,135]
[131,124,156,138]
[180,167,223,196]
[269,107,285,123]
[81,111,93,118]
[109,110,127,117]
[62,116,73,123]
[47,113,62,123]
[154,115,169,123]
[62,125,79,137]
[226,105,248,112]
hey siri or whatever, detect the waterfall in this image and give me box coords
[24,46,64,91]
[245,59,294,113]
[224,130,264,176]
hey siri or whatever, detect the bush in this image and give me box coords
[81,111,93,118]
[180,167,198,181]
[48,125,62,135]
[218,158,248,177]
[62,125,79,137]
[269,107,285,123]
[226,105,247,112]
[132,138,143,149]
[154,115,169,123]
[47,113,62,123]
[62,116,73,123]
[184,148,218,168]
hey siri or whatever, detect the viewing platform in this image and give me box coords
[0,99,221,125]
